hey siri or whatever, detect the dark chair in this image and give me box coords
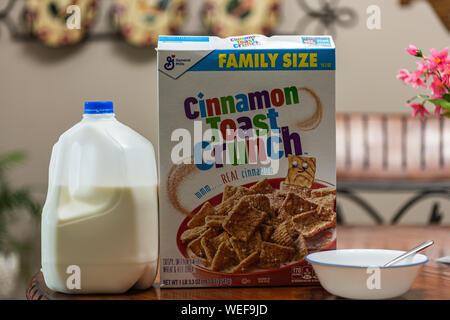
[336,113,450,224]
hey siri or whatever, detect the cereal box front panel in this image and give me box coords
[158,35,336,287]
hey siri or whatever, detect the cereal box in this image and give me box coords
[157,35,336,287]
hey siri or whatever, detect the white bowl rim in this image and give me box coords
[306,249,429,268]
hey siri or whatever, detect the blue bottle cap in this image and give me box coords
[84,101,114,114]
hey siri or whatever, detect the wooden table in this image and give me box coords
[27,226,450,300]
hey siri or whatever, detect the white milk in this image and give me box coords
[42,102,159,294]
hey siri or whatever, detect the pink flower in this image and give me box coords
[430,76,446,99]
[396,68,428,88]
[426,47,448,72]
[442,59,450,76]
[399,45,449,119]
[430,77,448,116]
[396,69,411,83]
[408,71,427,89]
[442,67,450,86]
[406,45,421,56]
[434,105,442,115]
[409,103,430,120]
[415,61,430,78]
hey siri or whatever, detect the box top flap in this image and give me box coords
[157,35,335,51]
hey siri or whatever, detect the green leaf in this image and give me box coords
[417,94,450,111]
[407,94,431,103]
[407,96,420,103]
[426,98,450,111]
[442,93,450,102]
[0,151,27,171]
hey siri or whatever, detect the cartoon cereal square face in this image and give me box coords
[284,155,316,188]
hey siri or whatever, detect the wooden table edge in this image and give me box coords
[27,226,450,300]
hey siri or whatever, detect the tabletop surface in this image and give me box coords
[27,226,450,300]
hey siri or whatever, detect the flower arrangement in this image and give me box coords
[397,45,450,119]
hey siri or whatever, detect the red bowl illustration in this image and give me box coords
[176,177,336,287]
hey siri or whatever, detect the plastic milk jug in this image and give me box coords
[41,101,159,294]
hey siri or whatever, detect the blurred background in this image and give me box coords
[0,0,449,299]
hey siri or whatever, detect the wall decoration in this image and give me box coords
[201,0,280,38]
[4,0,446,52]
[0,0,355,48]
[399,0,450,31]
[23,0,98,48]
[113,0,186,47]
[295,0,357,37]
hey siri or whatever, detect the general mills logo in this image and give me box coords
[164,55,176,70]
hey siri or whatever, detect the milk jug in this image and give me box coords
[41,101,159,294]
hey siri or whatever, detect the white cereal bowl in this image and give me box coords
[306,249,429,300]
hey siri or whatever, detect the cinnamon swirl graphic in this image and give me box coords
[167,158,198,215]
[296,87,323,131]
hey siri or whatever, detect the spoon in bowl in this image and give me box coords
[383,240,434,267]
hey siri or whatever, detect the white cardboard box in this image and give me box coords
[158,35,336,288]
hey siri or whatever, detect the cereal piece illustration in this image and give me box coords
[223,185,239,201]
[295,235,309,261]
[230,232,262,261]
[265,192,287,214]
[187,237,205,258]
[201,227,220,240]
[278,192,318,220]
[284,155,316,188]
[291,210,336,238]
[258,242,295,269]
[309,194,336,213]
[182,180,335,274]
[310,187,336,198]
[205,215,226,228]
[249,179,275,194]
[211,240,238,271]
[305,229,334,252]
[187,202,216,228]
[223,200,267,241]
[201,232,229,263]
[180,225,207,244]
[280,182,311,198]
[239,194,274,217]
[216,187,255,215]
[231,252,260,273]
[259,224,274,241]
[271,220,298,247]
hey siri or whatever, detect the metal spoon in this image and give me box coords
[383,240,434,267]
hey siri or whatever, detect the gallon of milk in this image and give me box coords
[41,101,159,294]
